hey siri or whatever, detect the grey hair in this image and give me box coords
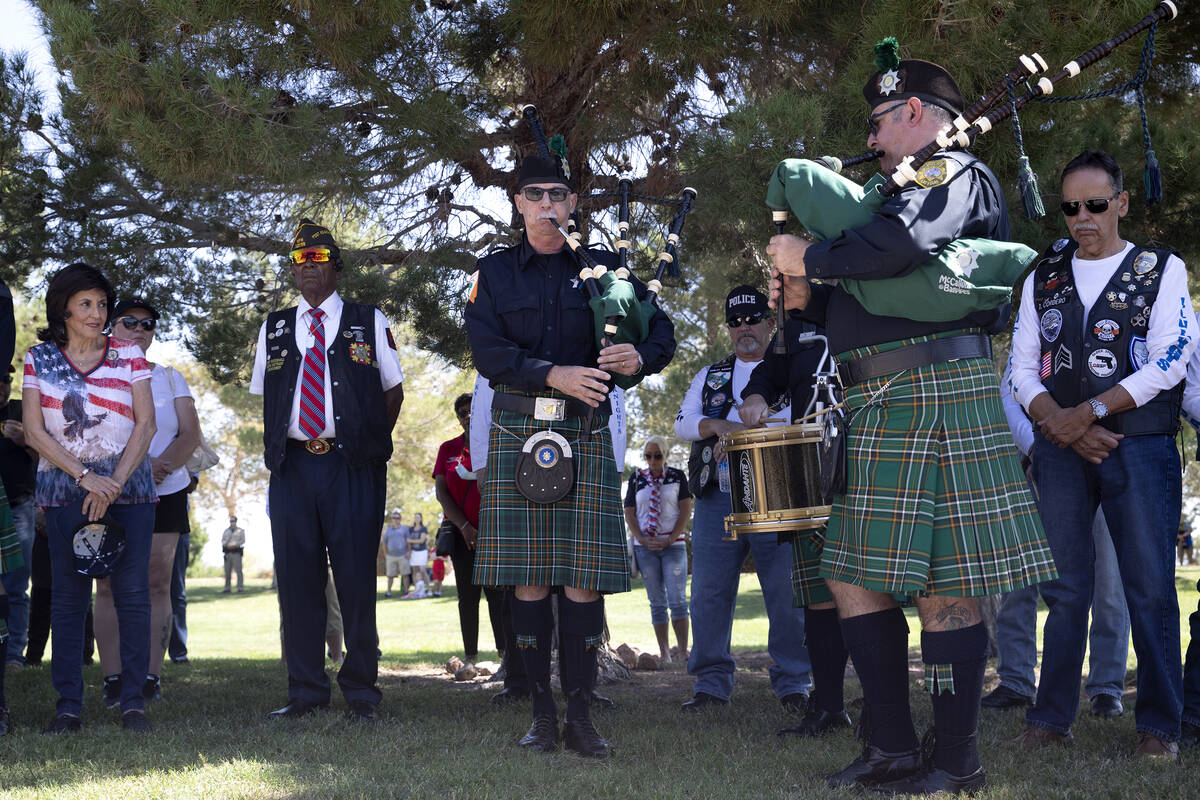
[642,435,669,459]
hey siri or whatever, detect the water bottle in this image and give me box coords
[717,458,730,494]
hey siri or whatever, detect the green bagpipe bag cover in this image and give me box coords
[766,158,1036,321]
[589,270,650,390]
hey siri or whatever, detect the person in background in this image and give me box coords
[430,554,446,598]
[22,263,158,733]
[167,472,197,665]
[623,435,691,662]
[1,364,38,669]
[93,297,201,707]
[221,515,245,593]
[1,472,26,735]
[406,512,430,597]
[381,510,410,598]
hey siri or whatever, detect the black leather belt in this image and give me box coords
[288,438,336,455]
[492,392,598,421]
[836,334,992,388]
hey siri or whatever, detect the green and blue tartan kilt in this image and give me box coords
[791,527,832,607]
[0,476,24,643]
[821,331,1057,597]
[475,397,630,594]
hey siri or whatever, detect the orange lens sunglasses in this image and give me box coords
[289,247,332,264]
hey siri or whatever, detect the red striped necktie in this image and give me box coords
[298,308,326,439]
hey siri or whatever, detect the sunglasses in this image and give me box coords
[867,102,907,136]
[1060,194,1119,217]
[456,409,471,419]
[522,186,570,202]
[727,314,764,328]
[116,316,156,332]
[289,247,333,264]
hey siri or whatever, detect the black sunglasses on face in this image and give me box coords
[727,314,764,328]
[644,452,663,460]
[117,316,156,332]
[867,102,907,136]
[1060,194,1119,216]
[522,186,570,202]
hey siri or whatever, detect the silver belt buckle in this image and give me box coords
[533,397,566,422]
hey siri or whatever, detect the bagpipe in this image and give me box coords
[767,1,1178,324]
[522,105,696,389]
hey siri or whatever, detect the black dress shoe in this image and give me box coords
[0,706,10,736]
[778,708,853,738]
[491,687,530,706]
[121,709,153,732]
[681,692,729,713]
[872,765,986,796]
[267,700,329,719]
[1180,721,1200,749]
[1090,694,1123,718]
[518,714,559,752]
[346,700,378,722]
[780,692,809,714]
[591,692,615,709]
[42,713,82,734]
[979,685,1033,709]
[562,717,612,759]
[826,744,923,788]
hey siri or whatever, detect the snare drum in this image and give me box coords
[723,422,831,539]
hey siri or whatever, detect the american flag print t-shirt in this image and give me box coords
[23,336,158,506]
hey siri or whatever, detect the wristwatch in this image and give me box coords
[1088,397,1109,420]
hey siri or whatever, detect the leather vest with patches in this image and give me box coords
[1033,238,1181,437]
[262,302,393,472]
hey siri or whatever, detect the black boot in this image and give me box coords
[559,596,611,758]
[780,608,851,738]
[510,596,558,752]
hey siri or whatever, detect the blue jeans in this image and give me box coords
[45,501,155,715]
[687,488,811,701]
[634,544,689,625]
[1184,590,1200,728]
[995,510,1130,699]
[1,499,35,664]
[1027,433,1182,741]
[168,532,189,661]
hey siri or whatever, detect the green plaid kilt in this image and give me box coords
[791,527,832,607]
[0,476,24,643]
[821,331,1057,597]
[475,396,630,593]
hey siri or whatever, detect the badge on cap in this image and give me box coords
[1088,349,1117,378]
[1039,309,1062,343]
[1093,319,1120,342]
[878,68,902,95]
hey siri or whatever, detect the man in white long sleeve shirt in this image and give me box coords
[673,285,810,714]
[1008,149,1194,760]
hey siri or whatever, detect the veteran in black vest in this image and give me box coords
[464,155,675,758]
[767,42,1055,794]
[674,286,811,717]
[1010,149,1196,760]
[249,219,404,721]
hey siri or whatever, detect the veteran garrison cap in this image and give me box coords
[291,218,339,252]
[862,37,964,117]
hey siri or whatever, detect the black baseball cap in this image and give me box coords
[113,297,160,321]
[725,285,768,322]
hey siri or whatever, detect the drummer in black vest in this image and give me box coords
[740,316,853,739]
[1009,149,1196,760]
[675,286,811,716]
[464,154,675,758]
[249,219,405,721]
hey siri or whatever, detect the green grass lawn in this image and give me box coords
[1,567,1197,799]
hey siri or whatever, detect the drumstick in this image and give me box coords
[792,401,847,424]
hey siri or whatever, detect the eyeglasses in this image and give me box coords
[522,186,570,202]
[867,102,907,136]
[727,314,764,328]
[644,453,663,460]
[116,316,156,332]
[1060,194,1119,216]
[290,247,332,264]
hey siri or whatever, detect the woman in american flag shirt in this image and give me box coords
[21,263,157,734]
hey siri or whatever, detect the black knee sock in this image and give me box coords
[805,607,849,714]
[558,596,604,722]
[922,623,987,776]
[840,607,918,753]
[509,596,556,719]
